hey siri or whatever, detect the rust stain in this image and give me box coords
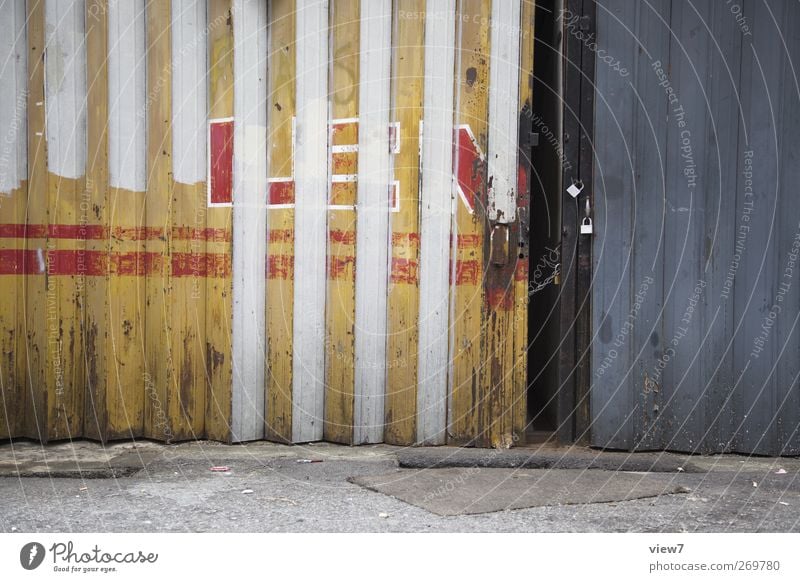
[206,342,225,375]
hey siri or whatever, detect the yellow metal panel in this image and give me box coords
[84,0,111,441]
[144,0,174,441]
[384,0,425,445]
[24,0,47,440]
[46,182,86,438]
[172,181,208,440]
[0,184,26,439]
[205,0,234,441]
[449,0,490,445]
[324,0,359,444]
[24,0,86,441]
[265,0,296,443]
[107,185,146,438]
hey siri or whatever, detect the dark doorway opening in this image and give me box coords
[526,0,563,443]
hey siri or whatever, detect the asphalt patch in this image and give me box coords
[0,450,159,479]
[351,468,691,516]
[398,448,703,473]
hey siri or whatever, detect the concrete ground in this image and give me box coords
[1,440,799,532]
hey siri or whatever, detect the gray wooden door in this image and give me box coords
[592,0,800,454]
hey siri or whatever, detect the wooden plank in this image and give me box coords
[0,0,27,439]
[265,0,296,442]
[480,0,523,447]
[292,0,329,443]
[43,0,87,440]
[385,0,425,445]
[144,0,176,441]
[231,0,267,441]
[105,0,148,439]
[323,0,358,445]
[205,0,235,441]
[417,0,456,445]
[449,0,490,445]
[84,0,110,441]
[171,0,209,442]
[23,0,48,441]
[353,0,392,444]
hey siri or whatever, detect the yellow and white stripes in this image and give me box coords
[0,0,533,448]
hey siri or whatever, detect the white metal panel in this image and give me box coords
[417,0,456,445]
[487,0,522,224]
[231,0,268,442]
[108,0,146,191]
[353,0,392,444]
[44,0,87,180]
[0,0,27,195]
[292,0,329,443]
[171,0,207,186]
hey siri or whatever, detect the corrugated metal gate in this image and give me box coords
[0,0,534,447]
[592,0,800,455]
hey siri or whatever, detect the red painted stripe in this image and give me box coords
[390,257,418,285]
[171,253,231,278]
[331,120,358,136]
[517,163,528,204]
[392,232,420,248]
[454,259,481,286]
[171,227,232,243]
[267,255,294,280]
[209,120,234,205]
[329,229,355,245]
[268,229,294,244]
[0,224,41,238]
[0,224,232,242]
[514,258,528,282]
[455,126,484,214]
[486,287,514,310]
[456,233,482,249]
[328,255,355,281]
[0,249,230,277]
[268,181,295,205]
[0,224,105,239]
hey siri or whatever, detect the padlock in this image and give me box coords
[580,217,593,235]
[567,180,584,198]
